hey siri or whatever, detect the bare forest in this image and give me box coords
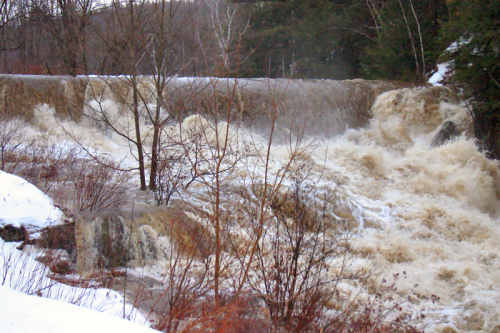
[0,0,249,77]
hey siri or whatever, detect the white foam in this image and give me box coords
[6,78,500,332]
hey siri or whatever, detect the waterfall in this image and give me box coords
[2,75,499,332]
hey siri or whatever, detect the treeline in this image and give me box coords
[239,0,447,82]
[0,0,456,80]
[0,1,494,81]
[0,0,498,157]
[0,0,248,76]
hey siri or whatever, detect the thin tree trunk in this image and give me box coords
[133,79,147,190]
[409,0,425,81]
[397,0,420,79]
[149,102,161,190]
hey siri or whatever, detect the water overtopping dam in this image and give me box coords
[1,75,499,332]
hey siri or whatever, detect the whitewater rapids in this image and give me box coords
[1,76,499,332]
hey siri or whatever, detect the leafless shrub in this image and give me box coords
[9,144,80,195]
[173,294,271,333]
[0,115,23,171]
[70,158,128,213]
[153,107,224,207]
[153,135,202,206]
[251,177,346,332]
[123,210,213,333]
[149,254,211,333]
[2,136,127,214]
[153,156,185,206]
[0,240,142,320]
[324,272,424,333]
[37,223,77,260]
[1,241,82,301]
[1,242,51,294]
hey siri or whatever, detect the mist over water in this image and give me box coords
[2,76,499,332]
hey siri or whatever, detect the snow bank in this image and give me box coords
[0,171,154,330]
[0,286,158,333]
[0,171,62,230]
[0,237,152,327]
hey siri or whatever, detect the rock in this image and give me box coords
[37,255,73,275]
[431,120,460,147]
[456,310,485,331]
[75,217,98,276]
[37,223,76,257]
[490,325,500,333]
[49,259,72,275]
[135,225,160,263]
[0,224,26,242]
[440,327,457,333]
[75,214,131,275]
[74,207,214,274]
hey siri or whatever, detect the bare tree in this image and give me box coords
[0,0,17,35]
[84,0,152,190]
[87,0,203,191]
[152,119,207,206]
[141,0,194,191]
[150,226,211,333]
[0,0,22,71]
[252,177,342,332]
[396,0,425,81]
[408,0,425,80]
[365,0,386,38]
[38,0,95,75]
[83,78,148,190]
[0,0,20,39]
[197,79,243,307]
[203,0,250,74]
[365,0,425,81]
[232,86,291,296]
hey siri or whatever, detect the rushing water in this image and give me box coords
[1,76,499,332]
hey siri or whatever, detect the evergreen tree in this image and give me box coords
[241,0,448,81]
[241,0,343,78]
[441,0,500,158]
[360,0,448,82]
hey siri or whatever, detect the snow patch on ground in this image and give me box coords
[0,286,158,333]
[428,62,452,86]
[0,171,62,230]
[0,238,153,329]
[0,170,155,331]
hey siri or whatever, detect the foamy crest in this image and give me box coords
[313,86,500,332]
[369,87,472,151]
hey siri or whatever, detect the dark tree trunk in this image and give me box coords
[133,80,147,190]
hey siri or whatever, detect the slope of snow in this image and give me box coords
[0,238,151,326]
[0,171,62,230]
[0,170,156,331]
[0,286,158,333]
